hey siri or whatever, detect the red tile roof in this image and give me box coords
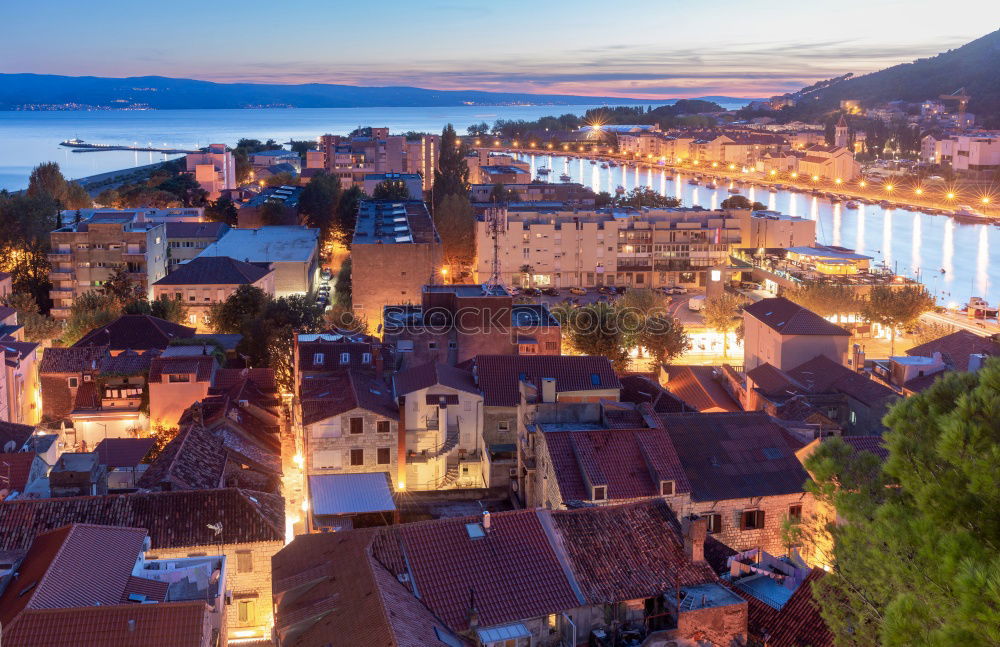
[39,345,106,374]
[2,601,212,647]
[0,452,40,492]
[618,375,690,413]
[297,340,373,372]
[73,315,196,352]
[746,362,803,398]
[300,370,397,426]
[787,355,897,407]
[660,412,810,502]
[212,367,276,392]
[840,435,889,462]
[744,297,849,336]
[664,365,741,412]
[272,530,468,647]
[474,354,621,407]
[164,221,228,239]
[732,568,832,647]
[0,488,283,551]
[94,438,156,468]
[548,500,716,603]
[393,361,479,397]
[0,524,148,629]
[148,355,217,383]
[542,428,691,502]
[137,423,226,491]
[905,329,1000,371]
[120,575,168,603]
[153,255,271,286]
[371,509,581,631]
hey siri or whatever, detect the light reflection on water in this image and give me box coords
[517,152,1000,304]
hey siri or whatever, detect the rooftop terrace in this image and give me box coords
[353,200,440,245]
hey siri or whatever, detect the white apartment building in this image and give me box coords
[921,131,1000,174]
[477,207,743,289]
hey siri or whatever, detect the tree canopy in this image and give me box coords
[432,123,469,208]
[805,360,1000,646]
[786,282,861,320]
[372,179,412,201]
[860,285,935,354]
[721,195,767,211]
[433,193,476,267]
[701,292,747,358]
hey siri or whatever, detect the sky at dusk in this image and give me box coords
[3,0,995,98]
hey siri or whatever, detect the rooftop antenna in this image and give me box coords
[483,204,507,294]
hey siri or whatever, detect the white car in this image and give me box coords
[687,295,706,311]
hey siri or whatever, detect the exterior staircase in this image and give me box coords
[427,428,459,458]
[437,460,461,488]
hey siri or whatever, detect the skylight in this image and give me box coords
[465,523,485,539]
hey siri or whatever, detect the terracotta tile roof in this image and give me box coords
[747,362,803,398]
[153,255,272,286]
[0,452,39,491]
[94,438,156,468]
[549,500,716,603]
[137,423,226,491]
[0,488,283,550]
[474,354,621,407]
[2,601,212,647]
[787,355,897,407]
[148,355,217,383]
[120,575,168,603]
[543,428,691,502]
[100,349,157,375]
[212,367,276,391]
[272,530,468,647]
[0,421,35,453]
[73,380,101,410]
[370,509,581,631]
[393,361,479,397]
[840,435,889,462]
[39,345,106,374]
[300,371,397,426]
[660,412,810,502]
[905,329,1000,371]
[744,297,849,336]
[618,375,690,413]
[73,315,196,352]
[664,365,741,412]
[0,524,148,629]
[732,568,832,647]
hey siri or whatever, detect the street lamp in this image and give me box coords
[859,180,866,188]
[440,267,449,284]
[885,184,894,193]
[946,192,956,200]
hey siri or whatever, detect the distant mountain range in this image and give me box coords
[0,74,757,110]
[794,29,1000,123]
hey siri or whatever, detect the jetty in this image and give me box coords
[60,139,198,154]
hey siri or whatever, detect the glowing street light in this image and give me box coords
[790,172,798,179]
[769,169,777,176]
[914,188,923,195]
[834,178,842,184]
[811,175,819,182]
[859,180,866,188]
[983,197,992,205]
[946,192,956,200]
[885,184,894,192]
[711,162,718,168]
[728,163,735,170]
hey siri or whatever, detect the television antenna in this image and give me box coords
[483,204,507,294]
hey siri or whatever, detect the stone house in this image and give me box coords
[743,297,850,372]
[0,488,284,643]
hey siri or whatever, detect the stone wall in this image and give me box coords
[306,407,398,479]
[148,539,283,640]
[684,492,816,557]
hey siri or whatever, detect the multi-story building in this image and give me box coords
[351,200,442,327]
[185,144,236,200]
[743,297,851,372]
[475,206,744,289]
[362,172,423,199]
[382,284,561,368]
[469,182,595,205]
[315,130,440,191]
[60,207,205,224]
[249,148,301,172]
[152,256,275,330]
[197,226,319,296]
[793,144,861,181]
[48,212,169,319]
[237,185,303,228]
[921,130,1000,174]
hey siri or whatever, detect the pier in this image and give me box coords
[60,140,198,154]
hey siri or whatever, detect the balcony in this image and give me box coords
[49,270,72,281]
[49,287,74,301]
[47,250,72,262]
[122,248,146,260]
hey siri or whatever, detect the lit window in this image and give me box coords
[313,353,324,365]
[340,352,350,365]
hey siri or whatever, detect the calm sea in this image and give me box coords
[0,104,751,191]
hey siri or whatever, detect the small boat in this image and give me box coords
[768,186,778,193]
[600,163,609,169]
[705,182,718,189]
[62,138,84,146]
[536,167,550,175]
[953,205,992,224]
[728,187,741,194]
[845,201,859,209]
[879,200,891,208]
[559,173,571,182]
[608,161,618,167]
[590,160,597,165]
[615,185,626,195]
[687,179,700,186]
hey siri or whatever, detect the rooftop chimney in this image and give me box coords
[127,619,136,633]
[682,516,707,563]
[968,353,987,373]
[482,510,491,534]
[541,377,556,404]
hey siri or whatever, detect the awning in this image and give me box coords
[476,624,531,643]
[308,472,396,516]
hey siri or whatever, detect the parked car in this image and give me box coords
[522,287,541,296]
[542,287,559,296]
[597,285,613,294]
[687,295,706,311]
[615,286,628,295]
[672,286,688,295]
[569,287,587,296]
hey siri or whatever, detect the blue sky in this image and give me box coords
[3,0,995,97]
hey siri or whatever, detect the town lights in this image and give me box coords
[859,180,866,188]
[946,192,956,199]
[811,175,819,182]
[983,197,992,205]
[711,162,718,168]
[769,169,777,176]
[914,188,923,195]
[885,184,894,192]
[475,139,481,146]
[494,140,500,146]
[530,142,536,148]
[728,164,735,170]
[835,178,842,184]
[790,172,798,178]
[693,160,700,165]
